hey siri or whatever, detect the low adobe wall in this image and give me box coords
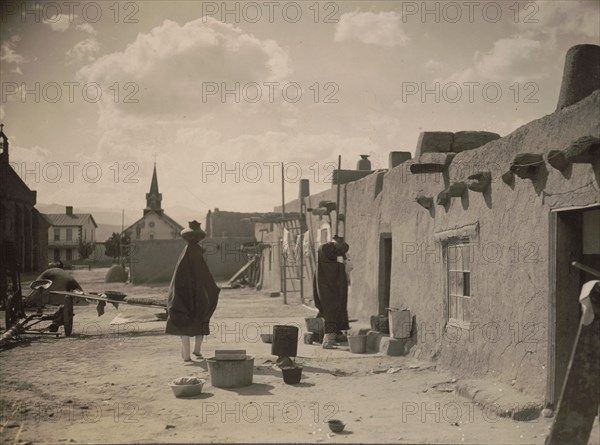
[130,236,255,284]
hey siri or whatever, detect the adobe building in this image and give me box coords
[257,44,600,410]
[205,208,268,237]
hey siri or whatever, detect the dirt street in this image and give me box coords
[0,268,593,444]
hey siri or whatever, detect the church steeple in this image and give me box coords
[144,163,163,215]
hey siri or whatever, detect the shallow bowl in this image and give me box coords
[327,419,345,433]
[169,379,206,397]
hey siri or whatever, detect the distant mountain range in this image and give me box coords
[37,203,205,242]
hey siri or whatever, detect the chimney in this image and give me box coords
[557,44,600,110]
[66,206,73,216]
[357,155,371,171]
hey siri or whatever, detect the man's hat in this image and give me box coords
[181,220,206,242]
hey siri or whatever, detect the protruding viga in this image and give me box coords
[510,153,544,179]
[448,182,467,197]
[436,190,450,206]
[415,195,434,209]
[467,172,492,192]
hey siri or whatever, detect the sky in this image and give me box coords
[1,0,599,217]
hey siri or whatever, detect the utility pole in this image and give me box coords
[281,162,287,304]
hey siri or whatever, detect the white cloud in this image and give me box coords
[66,38,100,64]
[516,1,600,40]
[0,37,25,76]
[0,40,24,65]
[43,14,73,32]
[77,17,292,127]
[80,18,290,82]
[76,23,97,35]
[446,36,544,83]
[42,14,98,34]
[335,11,409,47]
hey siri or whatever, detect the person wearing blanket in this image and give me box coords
[166,220,220,362]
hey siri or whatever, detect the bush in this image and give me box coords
[105,265,128,283]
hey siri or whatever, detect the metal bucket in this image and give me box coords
[206,356,254,388]
[281,366,303,384]
[271,325,299,357]
[305,317,324,334]
[388,308,412,339]
[348,335,367,353]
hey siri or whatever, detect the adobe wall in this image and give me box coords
[130,236,255,284]
[348,89,599,399]
[258,89,599,400]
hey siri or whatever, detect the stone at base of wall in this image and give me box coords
[380,337,408,356]
[347,328,409,356]
[455,379,543,422]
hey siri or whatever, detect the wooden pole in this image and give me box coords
[119,209,124,266]
[335,155,341,237]
[281,162,287,304]
[299,183,305,303]
[572,261,600,278]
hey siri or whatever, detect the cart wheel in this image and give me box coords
[63,296,74,337]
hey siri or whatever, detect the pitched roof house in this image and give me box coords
[44,206,97,263]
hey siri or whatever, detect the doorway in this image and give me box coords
[378,234,392,316]
[548,205,600,407]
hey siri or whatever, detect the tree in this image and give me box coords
[78,240,95,260]
[104,232,131,262]
[120,232,131,268]
[104,233,121,260]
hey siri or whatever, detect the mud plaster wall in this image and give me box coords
[131,236,255,284]
[261,90,600,399]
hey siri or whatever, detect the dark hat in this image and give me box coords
[332,236,349,255]
[181,220,206,242]
[320,242,338,261]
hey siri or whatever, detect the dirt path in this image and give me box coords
[0,268,591,444]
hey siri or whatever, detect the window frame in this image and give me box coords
[444,237,473,329]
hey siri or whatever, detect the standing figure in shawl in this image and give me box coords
[166,221,220,362]
[313,236,350,349]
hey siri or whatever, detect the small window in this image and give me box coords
[66,249,73,261]
[66,228,73,241]
[54,228,60,241]
[446,240,472,323]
